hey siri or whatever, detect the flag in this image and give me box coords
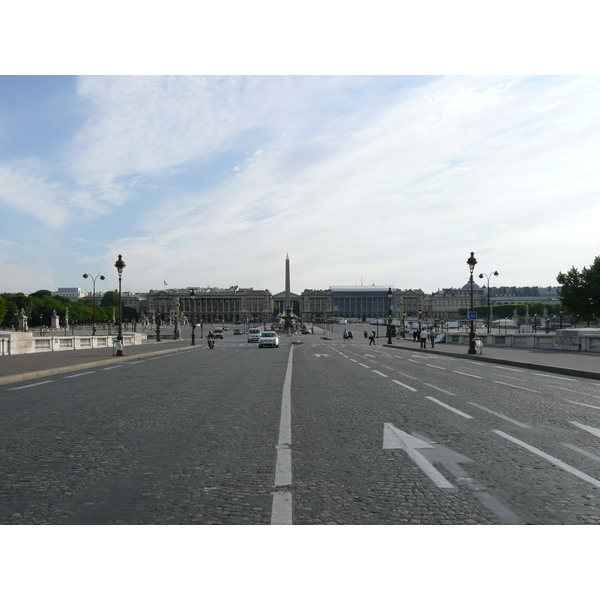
[164,281,168,286]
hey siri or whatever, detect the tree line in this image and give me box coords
[0,290,139,329]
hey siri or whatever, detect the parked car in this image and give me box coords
[247,328,262,343]
[300,329,311,334]
[234,329,242,335]
[258,331,280,348]
[223,327,229,331]
[213,328,224,339]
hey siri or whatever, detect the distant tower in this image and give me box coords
[285,253,291,310]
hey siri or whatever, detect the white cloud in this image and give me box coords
[0,163,71,227]
[2,75,600,294]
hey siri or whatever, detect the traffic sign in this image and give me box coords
[468,311,477,320]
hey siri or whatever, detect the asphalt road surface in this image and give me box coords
[2,332,600,524]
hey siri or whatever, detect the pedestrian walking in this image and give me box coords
[343,330,348,343]
[413,329,419,342]
[429,328,436,348]
[419,328,428,348]
[369,330,376,345]
[347,330,353,341]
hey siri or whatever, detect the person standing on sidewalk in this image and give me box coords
[369,330,376,345]
[419,328,428,348]
[429,328,436,348]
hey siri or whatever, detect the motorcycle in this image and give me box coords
[208,338,215,349]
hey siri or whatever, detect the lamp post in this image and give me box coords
[83,272,105,335]
[399,296,405,338]
[559,308,563,329]
[114,254,126,356]
[174,297,181,340]
[190,289,197,346]
[467,252,478,354]
[386,287,393,344]
[156,312,161,342]
[478,270,498,333]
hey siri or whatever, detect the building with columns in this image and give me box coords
[147,286,273,324]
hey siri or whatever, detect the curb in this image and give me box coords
[0,345,201,387]
[383,343,600,381]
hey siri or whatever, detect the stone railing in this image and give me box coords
[442,328,600,353]
[0,332,147,355]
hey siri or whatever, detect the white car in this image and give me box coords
[258,331,280,348]
[247,328,262,343]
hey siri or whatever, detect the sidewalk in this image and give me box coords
[384,337,600,380]
[0,339,195,386]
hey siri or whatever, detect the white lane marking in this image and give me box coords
[408,359,423,364]
[364,354,375,358]
[382,365,394,370]
[566,400,600,410]
[271,491,292,525]
[535,373,575,381]
[453,371,482,379]
[493,381,540,393]
[493,366,523,372]
[272,345,294,525]
[372,370,388,377]
[383,423,455,490]
[426,396,473,419]
[468,403,531,428]
[493,430,600,489]
[547,386,600,400]
[100,365,124,370]
[426,364,446,370]
[349,358,358,363]
[9,380,54,390]
[563,444,600,463]
[495,374,527,382]
[64,372,95,379]
[423,383,456,396]
[392,380,417,392]
[397,371,419,381]
[570,421,600,439]
[359,363,370,369]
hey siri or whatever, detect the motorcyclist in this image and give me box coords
[207,330,215,348]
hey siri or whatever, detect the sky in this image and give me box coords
[1,8,599,302]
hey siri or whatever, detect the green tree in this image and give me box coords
[557,256,600,326]
[30,290,53,299]
[0,296,8,326]
[101,291,120,307]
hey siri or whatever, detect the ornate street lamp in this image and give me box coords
[114,254,126,356]
[83,272,105,335]
[174,297,181,340]
[386,287,393,344]
[478,270,498,333]
[190,289,197,346]
[467,252,478,354]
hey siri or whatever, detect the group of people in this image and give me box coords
[413,327,436,348]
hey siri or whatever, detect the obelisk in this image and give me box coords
[285,253,291,311]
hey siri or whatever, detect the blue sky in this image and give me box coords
[1,74,599,298]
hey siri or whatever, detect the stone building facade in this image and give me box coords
[146,286,273,324]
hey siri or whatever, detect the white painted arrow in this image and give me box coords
[383,423,455,490]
